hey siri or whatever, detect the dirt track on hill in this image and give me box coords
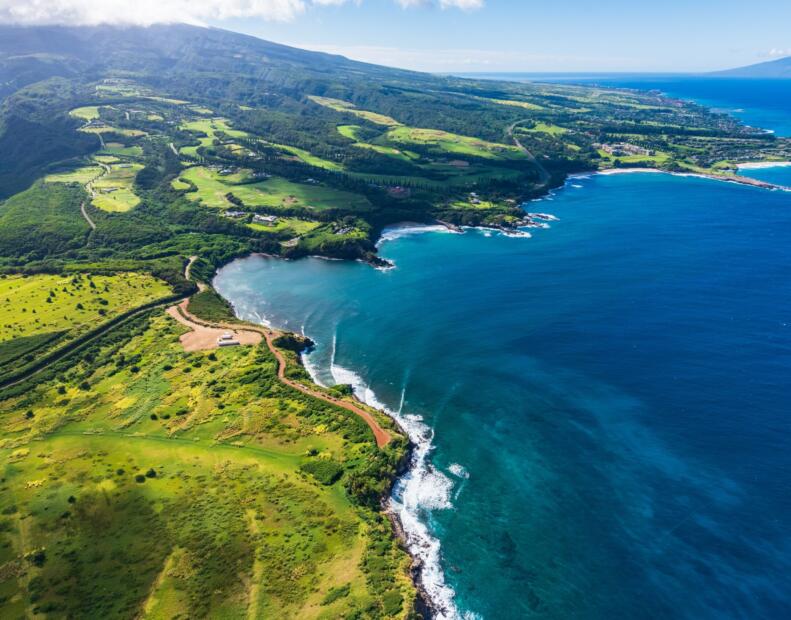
[168,298,392,448]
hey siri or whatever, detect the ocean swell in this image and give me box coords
[324,356,464,619]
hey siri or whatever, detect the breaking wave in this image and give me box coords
[326,356,464,619]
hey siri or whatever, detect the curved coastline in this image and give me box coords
[571,164,791,192]
[210,159,791,619]
[215,249,465,620]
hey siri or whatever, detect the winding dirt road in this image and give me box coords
[170,298,392,448]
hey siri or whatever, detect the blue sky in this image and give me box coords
[2,0,790,72]
[221,0,791,72]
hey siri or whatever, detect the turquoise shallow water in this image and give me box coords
[215,170,791,618]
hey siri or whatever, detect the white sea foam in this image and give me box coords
[301,350,328,388]
[448,463,469,479]
[377,224,460,248]
[598,167,663,175]
[737,161,791,169]
[528,212,559,222]
[571,183,584,188]
[326,360,463,619]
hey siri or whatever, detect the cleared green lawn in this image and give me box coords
[308,96,401,126]
[69,106,101,121]
[386,126,526,160]
[273,143,345,171]
[80,125,147,137]
[248,217,321,235]
[338,125,419,163]
[597,149,671,167]
[175,166,371,212]
[91,163,144,212]
[100,143,144,157]
[45,165,104,185]
[180,118,250,157]
[487,98,544,111]
[522,122,568,135]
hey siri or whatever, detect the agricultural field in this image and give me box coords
[91,162,144,212]
[0,313,414,618]
[0,272,172,367]
[175,166,372,212]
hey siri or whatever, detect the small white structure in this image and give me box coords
[253,214,278,226]
[218,333,240,347]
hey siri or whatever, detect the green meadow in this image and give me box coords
[175,166,371,212]
[308,96,402,127]
[91,163,144,212]
[0,272,172,370]
[248,217,322,235]
[68,106,101,121]
[337,125,419,163]
[180,118,250,158]
[386,126,526,160]
[45,165,104,185]
[0,313,414,618]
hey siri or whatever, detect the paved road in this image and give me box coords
[80,202,96,230]
[507,119,551,188]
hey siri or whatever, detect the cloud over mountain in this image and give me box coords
[0,0,483,26]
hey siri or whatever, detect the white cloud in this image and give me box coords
[396,0,483,8]
[766,48,791,58]
[0,0,483,26]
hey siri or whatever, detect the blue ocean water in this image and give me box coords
[460,73,791,137]
[216,169,791,618]
[215,170,791,619]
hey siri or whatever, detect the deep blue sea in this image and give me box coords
[215,87,791,619]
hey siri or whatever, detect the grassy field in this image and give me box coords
[175,166,371,212]
[248,217,322,235]
[80,125,147,138]
[523,122,568,135]
[486,97,544,111]
[0,313,415,618]
[386,126,526,160]
[0,273,172,343]
[68,106,101,121]
[308,96,402,127]
[273,143,345,171]
[99,143,144,157]
[0,271,172,369]
[91,163,144,212]
[338,125,419,163]
[180,118,249,157]
[45,165,104,185]
[596,149,671,167]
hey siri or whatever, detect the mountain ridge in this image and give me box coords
[711,55,791,78]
